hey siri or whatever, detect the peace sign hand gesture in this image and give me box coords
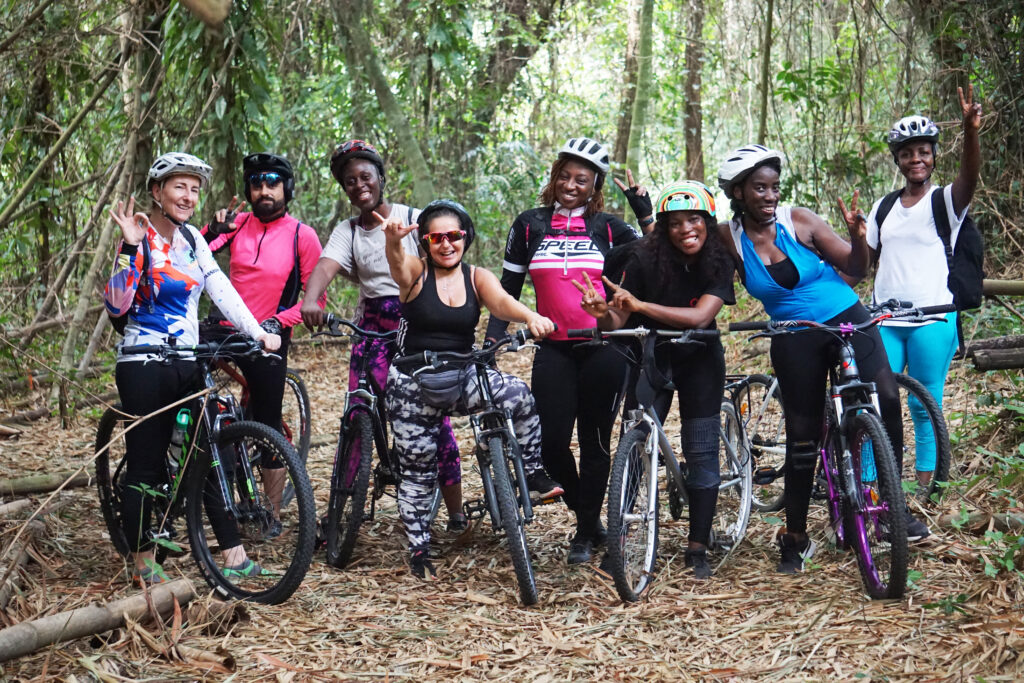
[109,196,151,246]
[613,168,653,225]
[837,190,867,241]
[602,274,645,314]
[571,271,610,319]
[959,84,982,131]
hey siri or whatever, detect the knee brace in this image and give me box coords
[681,417,721,490]
[789,440,819,472]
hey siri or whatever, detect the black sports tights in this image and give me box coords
[770,302,902,535]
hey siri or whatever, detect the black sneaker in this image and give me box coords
[905,513,931,542]
[446,512,469,533]
[685,549,712,580]
[592,521,607,548]
[526,470,565,501]
[567,532,593,565]
[409,548,436,579]
[777,533,816,574]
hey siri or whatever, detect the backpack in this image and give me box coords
[874,187,985,311]
[110,226,198,335]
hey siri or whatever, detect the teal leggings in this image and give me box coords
[879,313,958,473]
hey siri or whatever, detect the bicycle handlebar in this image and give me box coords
[567,326,721,341]
[393,329,535,370]
[121,338,274,361]
[313,313,398,341]
[728,301,958,335]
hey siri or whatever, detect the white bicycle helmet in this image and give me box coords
[887,115,939,153]
[717,144,784,194]
[558,137,611,175]
[148,152,212,188]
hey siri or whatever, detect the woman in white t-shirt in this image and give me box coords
[301,141,466,531]
[851,86,981,492]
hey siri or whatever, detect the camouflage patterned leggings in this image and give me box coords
[350,296,461,487]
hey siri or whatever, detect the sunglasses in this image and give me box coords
[421,230,466,246]
[247,172,283,188]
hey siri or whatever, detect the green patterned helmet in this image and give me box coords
[655,180,716,219]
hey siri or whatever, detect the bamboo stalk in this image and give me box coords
[0,519,45,609]
[0,578,196,662]
[0,472,92,497]
[0,500,32,517]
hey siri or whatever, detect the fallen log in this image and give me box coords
[937,510,1024,534]
[0,472,92,497]
[0,578,196,662]
[969,348,1024,371]
[0,519,45,609]
[966,334,1024,353]
[0,500,32,517]
[1,390,117,425]
[983,279,1024,296]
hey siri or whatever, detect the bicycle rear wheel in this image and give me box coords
[488,434,538,606]
[894,373,950,503]
[844,412,908,600]
[709,401,752,569]
[186,421,315,604]
[95,405,176,562]
[279,369,312,509]
[325,411,374,568]
[734,374,786,512]
[606,426,659,602]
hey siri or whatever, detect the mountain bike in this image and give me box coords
[200,318,312,508]
[315,314,441,569]
[94,337,316,604]
[728,303,952,599]
[570,326,752,602]
[394,329,548,605]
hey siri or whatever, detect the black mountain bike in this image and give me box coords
[94,337,316,604]
[316,314,441,569]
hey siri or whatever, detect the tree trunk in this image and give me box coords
[683,0,705,180]
[0,578,196,662]
[0,472,93,496]
[966,334,1024,352]
[625,0,654,181]
[970,348,1024,371]
[333,0,434,207]
[756,0,775,144]
[613,0,641,167]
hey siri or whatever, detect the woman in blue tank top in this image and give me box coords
[715,145,916,575]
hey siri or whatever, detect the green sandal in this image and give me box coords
[132,563,170,586]
[222,558,278,579]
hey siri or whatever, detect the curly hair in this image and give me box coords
[638,212,733,287]
[539,157,605,217]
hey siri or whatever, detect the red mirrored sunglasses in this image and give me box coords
[421,230,466,246]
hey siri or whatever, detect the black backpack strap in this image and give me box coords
[873,189,903,252]
[930,188,955,270]
[276,220,303,315]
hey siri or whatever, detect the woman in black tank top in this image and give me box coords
[382,200,564,578]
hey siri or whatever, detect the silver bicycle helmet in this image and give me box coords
[717,145,784,194]
[887,115,939,153]
[148,152,213,188]
[558,137,611,175]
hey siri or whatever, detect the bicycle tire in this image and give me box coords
[325,411,374,569]
[186,420,316,604]
[488,434,538,606]
[606,426,659,602]
[894,373,950,503]
[95,405,175,562]
[734,374,786,512]
[279,369,312,509]
[709,401,753,569]
[844,412,908,600]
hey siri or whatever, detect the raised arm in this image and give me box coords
[382,211,424,297]
[951,84,982,216]
[793,205,869,279]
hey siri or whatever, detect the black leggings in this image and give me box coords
[116,360,241,552]
[532,340,627,535]
[234,328,290,470]
[771,302,902,535]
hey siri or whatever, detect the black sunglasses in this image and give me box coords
[247,172,283,188]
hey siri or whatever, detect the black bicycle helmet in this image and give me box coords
[417,199,475,252]
[243,152,295,202]
[330,139,386,188]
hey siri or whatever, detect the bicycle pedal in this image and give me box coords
[753,466,780,486]
[463,498,487,520]
[529,493,562,506]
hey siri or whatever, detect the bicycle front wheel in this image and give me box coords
[606,426,659,602]
[895,373,950,503]
[325,411,374,568]
[710,401,753,569]
[734,374,786,512]
[488,434,538,606]
[279,369,312,509]
[845,412,908,600]
[186,421,316,604]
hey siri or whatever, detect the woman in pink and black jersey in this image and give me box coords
[486,137,649,564]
